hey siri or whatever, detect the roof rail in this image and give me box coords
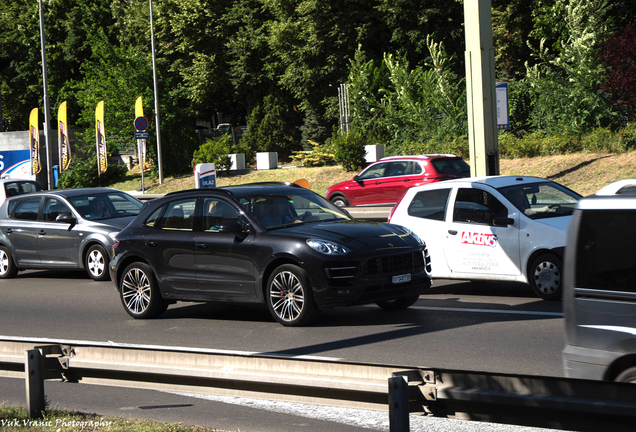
[165,188,234,197]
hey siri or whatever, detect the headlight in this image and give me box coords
[306,239,351,255]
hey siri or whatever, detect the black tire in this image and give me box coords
[119,262,167,319]
[0,246,18,279]
[329,195,349,208]
[376,293,420,311]
[528,253,563,300]
[616,366,636,383]
[85,244,110,281]
[266,264,319,326]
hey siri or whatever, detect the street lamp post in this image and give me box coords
[149,0,163,184]
[38,0,54,190]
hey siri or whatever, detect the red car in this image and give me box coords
[325,154,470,207]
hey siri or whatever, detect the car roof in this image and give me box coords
[410,175,550,190]
[5,187,129,200]
[378,154,460,162]
[0,179,40,184]
[163,183,308,200]
[595,179,636,195]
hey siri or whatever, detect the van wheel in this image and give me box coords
[616,367,636,383]
[376,294,420,311]
[329,195,349,208]
[0,246,18,279]
[529,253,562,300]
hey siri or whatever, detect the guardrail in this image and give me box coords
[3,337,636,431]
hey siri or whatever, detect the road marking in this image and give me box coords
[409,305,563,317]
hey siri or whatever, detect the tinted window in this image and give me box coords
[498,182,580,219]
[160,199,196,230]
[68,192,143,220]
[408,189,451,221]
[575,210,636,292]
[144,205,164,228]
[430,159,470,175]
[453,188,506,225]
[617,185,636,195]
[202,198,239,232]
[43,197,71,222]
[386,162,409,177]
[13,197,41,220]
[3,181,41,198]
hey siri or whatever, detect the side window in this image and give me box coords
[144,205,165,228]
[453,188,506,225]
[13,197,41,221]
[386,161,409,177]
[407,189,451,221]
[43,197,71,222]
[407,161,422,175]
[202,198,239,232]
[575,210,636,292]
[358,162,387,180]
[160,199,196,231]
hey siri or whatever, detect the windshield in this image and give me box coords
[240,190,351,229]
[498,181,581,219]
[68,192,143,221]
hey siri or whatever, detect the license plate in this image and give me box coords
[392,273,411,284]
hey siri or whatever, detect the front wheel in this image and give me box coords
[376,293,420,311]
[616,366,636,383]
[329,195,349,208]
[85,244,109,281]
[266,264,319,326]
[119,262,167,319]
[528,253,562,300]
[0,246,18,279]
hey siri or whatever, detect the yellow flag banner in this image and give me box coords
[58,101,71,171]
[135,96,147,170]
[29,108,41,175]
[95,101,107,176]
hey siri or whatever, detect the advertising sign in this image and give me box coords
[95,101,107,176]
[58,101,71,171]
[195,163,216,189]
[496,82,510,130]
[29,108,41,175]
[0,150,32,179]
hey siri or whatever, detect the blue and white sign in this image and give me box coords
[0,150,32,179]
[496,82,510,130]
[195,163,216,189]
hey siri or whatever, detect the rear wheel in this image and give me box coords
[119,262,167,319]
[0,246,18,279]
[266,264,319,326]
[86,244,109,281]
[329,195,349,208]
[376,294,420,311]
[528,253,562,300]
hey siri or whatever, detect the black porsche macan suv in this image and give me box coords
[109,183,432,326]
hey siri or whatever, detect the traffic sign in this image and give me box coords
[134,116,148,131]
[134,131,149,139]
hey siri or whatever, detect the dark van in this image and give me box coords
[563,195,636,382]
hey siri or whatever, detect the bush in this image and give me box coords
[58,160,128,189]
[290,141,336,167]
[332,132,367,172]
[193,135,233,171]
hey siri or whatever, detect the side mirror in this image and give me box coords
[219,220,247,240]
[353,175,361,183]
[56,212,77,230]
[492,216,514,227]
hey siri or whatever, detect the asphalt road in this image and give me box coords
[0,269,564,377]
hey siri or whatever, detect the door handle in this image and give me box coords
[196,243,208,249]
[448,230,458,235]
[5,228,12,234]
[145,241,157,247]
[38,230,46,236]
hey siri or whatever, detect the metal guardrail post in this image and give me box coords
[25,349,44,418]
[388,375,409,432]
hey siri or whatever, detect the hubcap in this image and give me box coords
[122,268,151,314]
[270,271,305,322]
[88,249,105,277]
[534,261,561,294]
[0,250,8,275]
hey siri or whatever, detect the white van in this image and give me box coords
[563,194,636,382]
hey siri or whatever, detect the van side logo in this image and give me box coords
[461,232,498,247]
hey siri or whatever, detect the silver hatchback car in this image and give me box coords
[0,188,143,281]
